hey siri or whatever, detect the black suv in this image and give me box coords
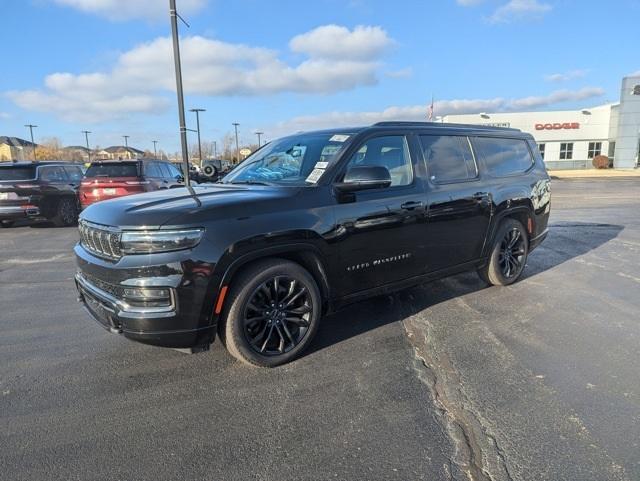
[0,161,83,227]
[74,122,550,367]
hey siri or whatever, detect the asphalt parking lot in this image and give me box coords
[1,178,639,481]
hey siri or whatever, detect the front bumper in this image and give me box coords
[74,244,218,348]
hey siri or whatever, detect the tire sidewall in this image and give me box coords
[224,261,322,367]
[488,219,529,286]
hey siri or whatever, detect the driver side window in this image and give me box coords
[345,135,413,187]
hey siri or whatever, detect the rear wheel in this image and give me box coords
[52,197,78,227]
[478,218,529,286]
[1,220,14,228]
[220,259,321,367]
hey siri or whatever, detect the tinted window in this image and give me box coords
[39,166,67,182]
[473,137,533,177]
[63,166,83,181]
[85,163,138,178]
[165,163,182,178]
[157,163,172,178]
[345,135,413,187]
[144,162,162,178]
[420,135,477,183]
[0,166,36,181]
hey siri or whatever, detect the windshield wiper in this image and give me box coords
[226,180,272,186]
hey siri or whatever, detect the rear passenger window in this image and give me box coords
[420,135,477,184]
[63,166,83,181]
[472,137,533,177]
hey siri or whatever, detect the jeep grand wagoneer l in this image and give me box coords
[74,122,550,367]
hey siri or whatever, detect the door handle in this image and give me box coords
[400,201,423,210]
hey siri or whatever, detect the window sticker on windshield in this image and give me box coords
[315,161,329,169]
[305,168,325,184]
[329,134,350,143]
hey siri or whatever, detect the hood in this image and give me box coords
[80,184,298,229]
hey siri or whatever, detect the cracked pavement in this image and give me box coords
[1,178,639,480]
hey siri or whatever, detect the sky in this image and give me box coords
[1,0,639,154]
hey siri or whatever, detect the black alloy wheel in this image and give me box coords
[477,218,529,286]
[221,258,321,367]
[499,227,527,279]
[243,276,312,355]
[53,198,78,227]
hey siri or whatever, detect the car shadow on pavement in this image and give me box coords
[306,221,624,358]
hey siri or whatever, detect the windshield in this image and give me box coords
[222,132,353,186]
[0,166,36,181]
[85,163,139,178]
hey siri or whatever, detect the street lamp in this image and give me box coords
[82,130,91,162]
[25,124,37,160]
[189,108,206,165]
[232,122,240,164]
[152,140,159,158]
[255,131,264,147]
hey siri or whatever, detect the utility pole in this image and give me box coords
[25,124,37,160]
[152,140,159,158]
[232,122,240,164]
[169,0,191,186]
[189,108,205,165]
[255,131,264,147]
[82,130,91,162]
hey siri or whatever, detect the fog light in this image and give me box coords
[122,287,172,308]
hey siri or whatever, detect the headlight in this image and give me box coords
[120,229,204,254]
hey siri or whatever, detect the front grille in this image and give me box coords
[79,221,122,260]
[81,272,125,298]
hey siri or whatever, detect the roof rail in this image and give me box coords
[372,121,518,131]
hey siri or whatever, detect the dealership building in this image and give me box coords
[444,76,640,169]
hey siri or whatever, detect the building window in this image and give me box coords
[538,143,545,160]
[588,142,602,159]
[560,143,573,160]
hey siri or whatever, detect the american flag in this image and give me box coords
[428,96,434,121]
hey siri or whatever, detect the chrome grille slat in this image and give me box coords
[79,221,121,260]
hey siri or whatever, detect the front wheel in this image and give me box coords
[478,218,529,286]
[220,259,322,367]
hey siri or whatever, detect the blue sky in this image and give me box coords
[1,0,638,154]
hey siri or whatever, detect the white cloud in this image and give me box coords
[6,25,393,123]
[489,0,552,23]
[628,70,640,77]
[0,112,10,120]
[51,0,207,21]
[270,87,605,136]
[456,0,484,5]
[290,25,392,61]
[545,69,589,82]
[385,67,413,79]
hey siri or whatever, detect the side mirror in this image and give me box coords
[335,165,392,193]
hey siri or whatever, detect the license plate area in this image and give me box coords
[103,188,116,195]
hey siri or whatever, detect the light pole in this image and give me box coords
[232,122,240,164]
[189,108,205,165]
[152,140,159,158]
[25,124,37,160]
[255,131,264,147]
[213,140,217,159]
[82,130,91,162]
[169,0,191,186]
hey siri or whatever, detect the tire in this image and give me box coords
[51,197,78,227]
[220,258,322,367]
[1,220,14,228]
[478,218,529,286]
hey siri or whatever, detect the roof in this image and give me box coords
[0,136,37,148]
[0,161,71,168]
[103,145,145,154]
[63,145,90,152]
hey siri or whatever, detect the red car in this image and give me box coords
[80,160,185,209]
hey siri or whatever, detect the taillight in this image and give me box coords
[125,181,150,185]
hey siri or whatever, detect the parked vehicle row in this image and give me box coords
[0,159,185,227]
[74,121,551,367]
